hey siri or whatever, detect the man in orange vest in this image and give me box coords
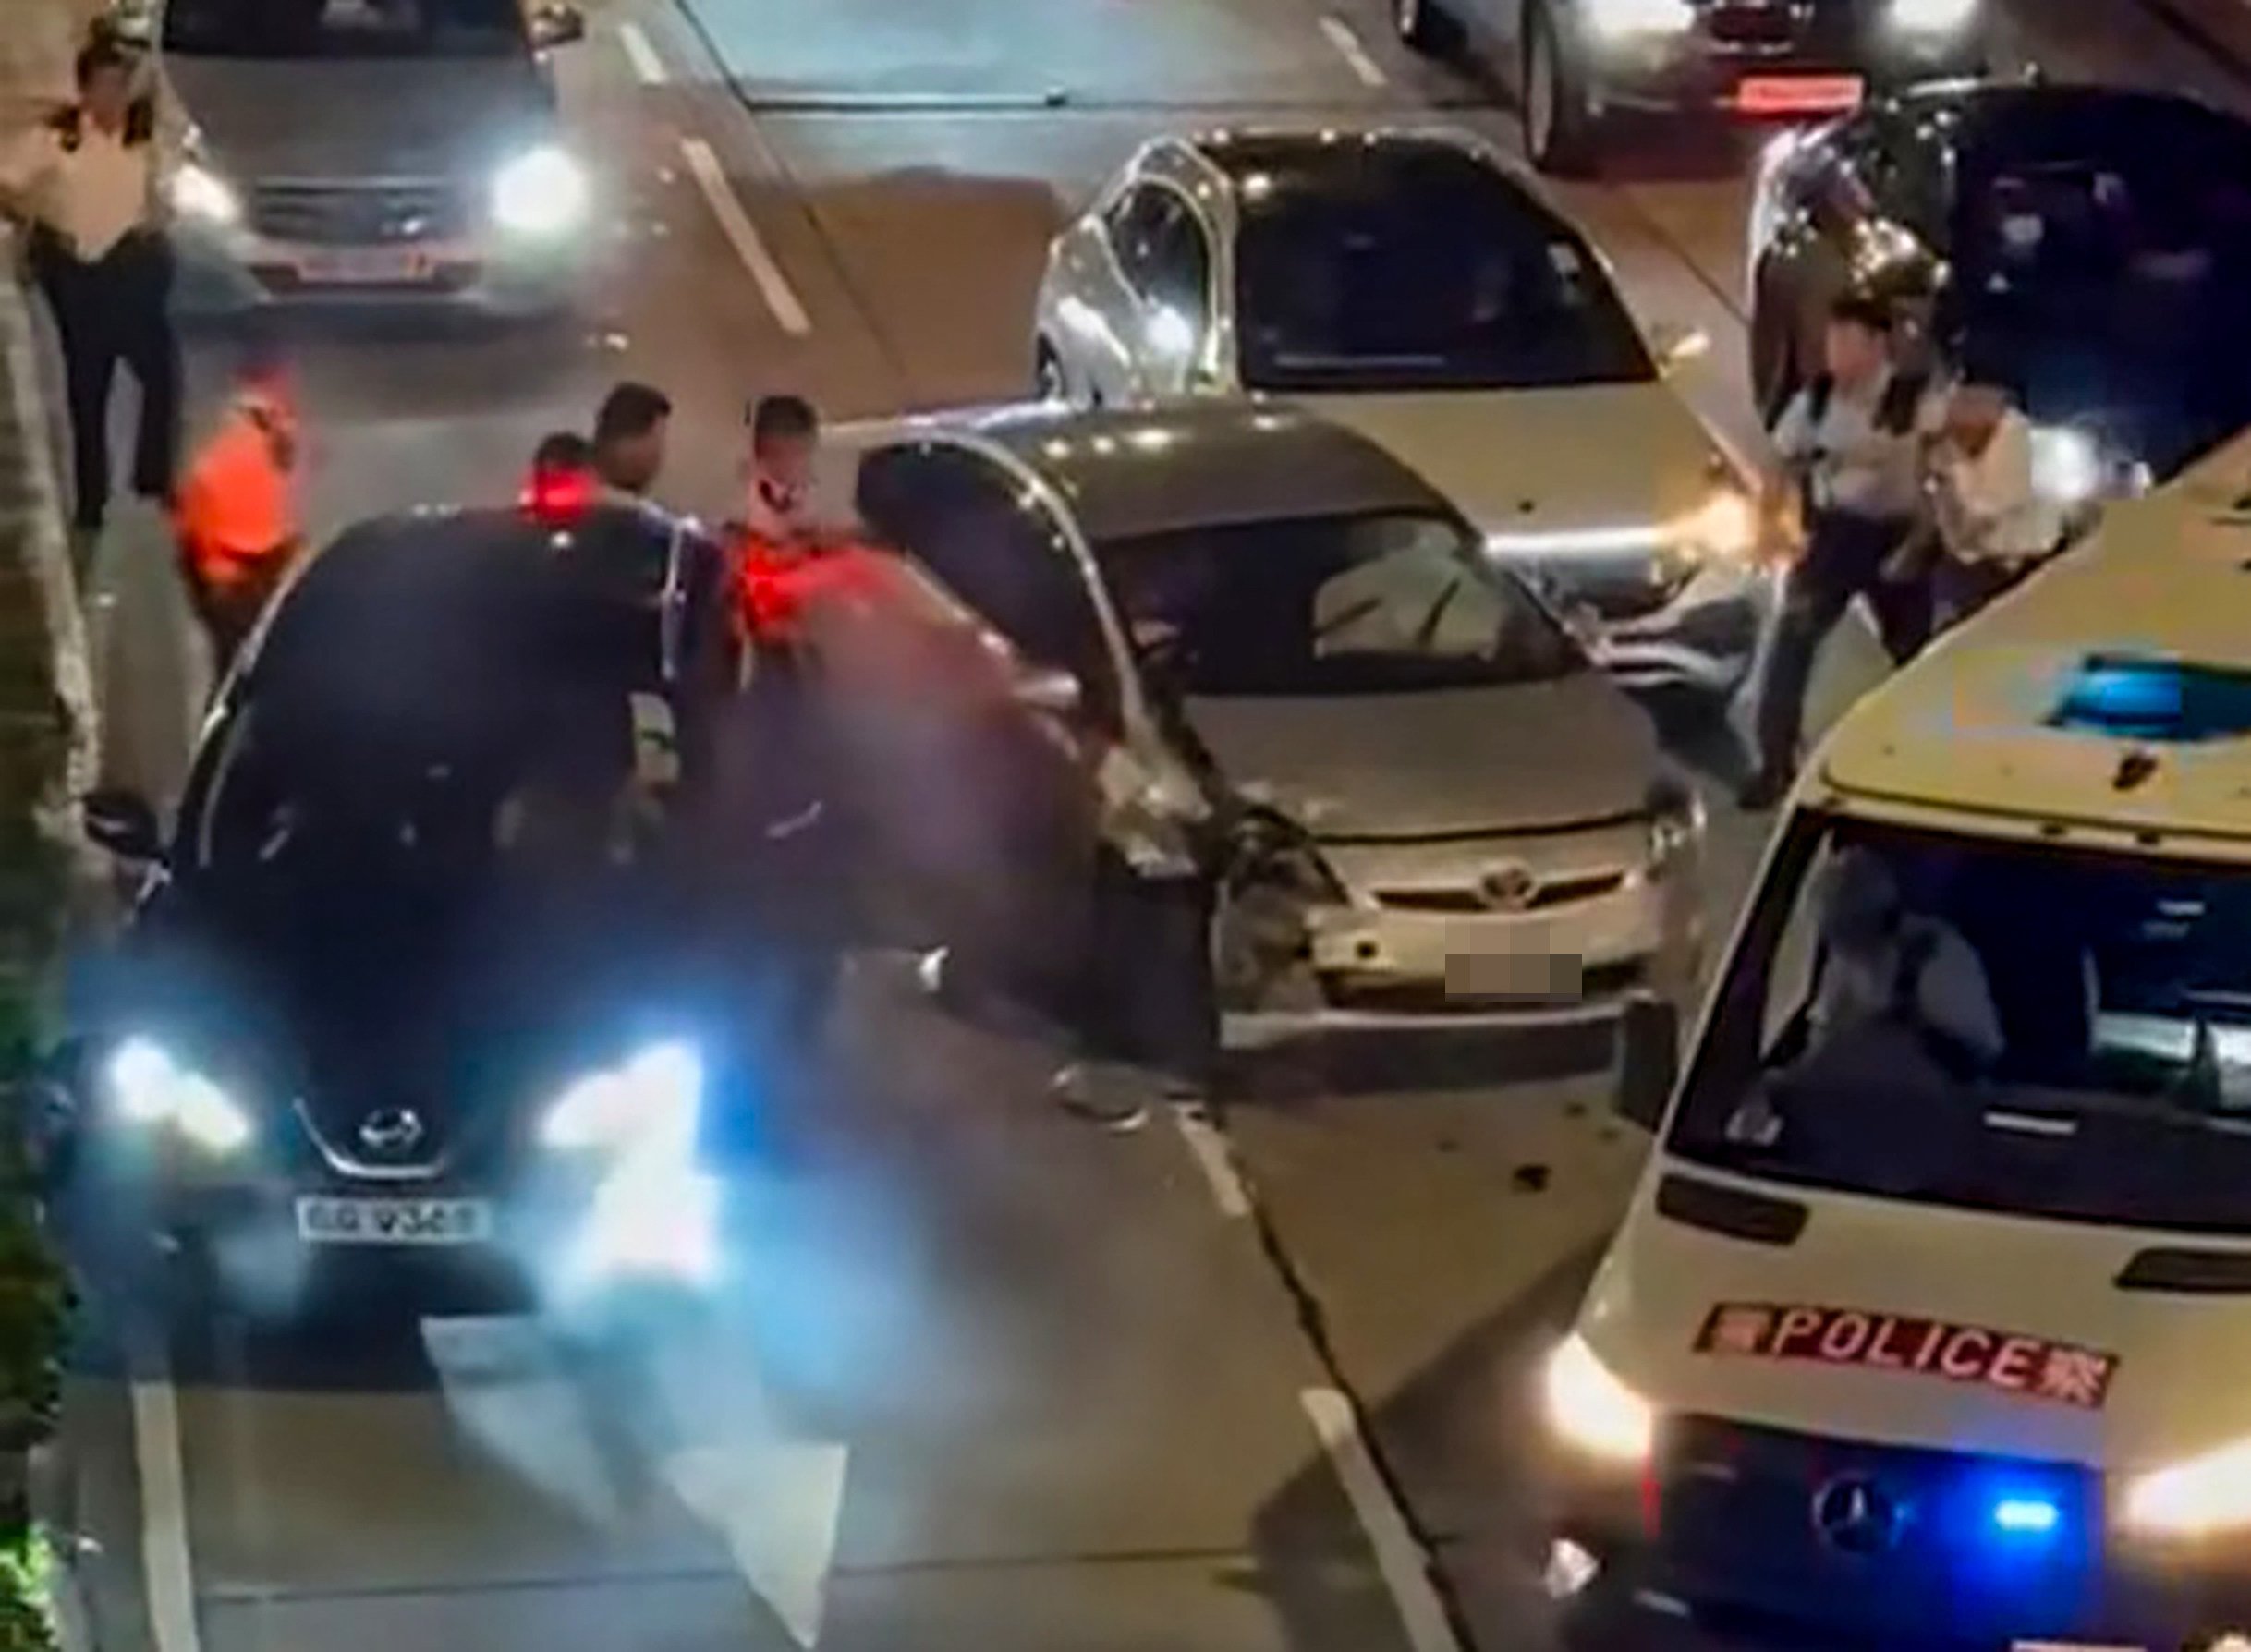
[173,336,302,676]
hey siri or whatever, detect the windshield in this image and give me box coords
[163,0,528,57]
[1952,120,2251,476]
[1672,810,2251,1233]
[1233,164,1655,393]
[1098,511,1581,697]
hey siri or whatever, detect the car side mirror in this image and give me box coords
[82,787,164,864]
[529,3,586,49]
[1011,665,1084,718]
[1614,992,1680,1131]
[1650,322,1710,374]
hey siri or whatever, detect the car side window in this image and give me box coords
[1103,181,1211,329]
[856,445,1122,728]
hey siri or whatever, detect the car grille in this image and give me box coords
[1375,869,1627,915]
[1657,1416,2107,1643]
[249,181,471,246]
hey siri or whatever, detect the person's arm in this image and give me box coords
[0,127,59,223]
[1916,929,2006,1066]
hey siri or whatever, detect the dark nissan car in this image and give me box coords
[1392,0,1988,175]
[1748,84,2251,508]
[54,507,742,1330]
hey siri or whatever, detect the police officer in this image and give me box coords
[3,33,179,541]
[173,334,300,676]
[1740,296,1935,809]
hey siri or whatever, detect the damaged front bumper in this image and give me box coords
[1215,814,1702,1046]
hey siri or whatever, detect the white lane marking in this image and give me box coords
[1172,1105,1252,1219]
[1300,1388,1465,1652]
[129,1381,203,1652]
[1320,16,1389,89]
[616,20,669,86]
[677,136,812,337]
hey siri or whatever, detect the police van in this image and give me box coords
[1543,431,2251,1651]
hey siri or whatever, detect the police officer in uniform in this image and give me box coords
[1741,296,1935,809]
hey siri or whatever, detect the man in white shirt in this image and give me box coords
[2,33,178,537]
[1923,383,2060,630]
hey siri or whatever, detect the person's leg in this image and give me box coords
[1746,531,1856,800]
[1052,850,1155,1132]
[120,238,181,502]
[1861,527,1933,665]
[1119,871,1220,1104]
[43,259,116,533]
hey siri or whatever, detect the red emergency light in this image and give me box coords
[520,467,596,525]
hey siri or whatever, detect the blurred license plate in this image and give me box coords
[1445,954,1582,1001]
[297,1196,491,1245]
[1736,75,1864,115]
[296,247,432,285]
[2013,1645,2145,1651]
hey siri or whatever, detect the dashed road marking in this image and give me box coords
[1320,16,1389,89]
[677,137,812,336]
[129,1380,203,1652]
[1172,1105,1252,1219]
[616,20,669,86]
[1300,1387,1465,1652]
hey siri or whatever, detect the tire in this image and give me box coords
[1033,338,1069,403]
[1394,0,1454,54]
[1523,3,1603,176]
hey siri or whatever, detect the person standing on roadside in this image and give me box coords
[173,334,301,678]
[590,381,672,504]
[1919,380,2059,632]
[1,34,179,544]
[1739,296,1935,809]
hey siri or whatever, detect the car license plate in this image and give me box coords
[2013,1644,2145,1651]
[295,247,433,285]
[1445,953,1583,1001]
[1736,75,1865,115]
[296,1196,492,1246]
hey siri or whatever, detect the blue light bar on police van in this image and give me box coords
[2048,654,2251,744]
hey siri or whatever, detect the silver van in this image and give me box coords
[120,0,591,317]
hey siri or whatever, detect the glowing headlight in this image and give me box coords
[1543,1332,1655,1464]
[168,162,241,227]
[105,1038,253,1154]
[2029,425,2105,507]
[1888,0,1979,32]
[539,1040,702,1160]
[2123,1438,2251,1537]
[1585,0,1693,40]
[491,145,589,237]
[1668,487,1758,565]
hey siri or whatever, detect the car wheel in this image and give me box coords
[1034,339,1069,403]
[1394,0,1454,54]
[1524,3,1602,176]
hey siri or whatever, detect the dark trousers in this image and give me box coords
[33,229,180,531]
[1934,553,2031,634]
[1753,511,1930,780]
[1077,851,1219,1097]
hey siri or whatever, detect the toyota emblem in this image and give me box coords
[1479,863,1537,910]
[358,1107,424,1154]
[1810,1475,1901,1556]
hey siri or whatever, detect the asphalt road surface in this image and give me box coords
[43,1,2251,1648]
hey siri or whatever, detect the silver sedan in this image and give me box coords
[1031,126,1768,708]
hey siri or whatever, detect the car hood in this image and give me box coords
[164,55,554,182]
[1581,1160,2251,1472]
[1184,673,1658,839]
[1291,383,1723,540]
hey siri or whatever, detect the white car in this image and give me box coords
[1032,128,1764,711]
[1545,436,2251,1649]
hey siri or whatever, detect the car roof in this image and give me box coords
[1183,125,1562,217]
[849,400,1460,546]
[1877,81,2251,161]
[1814,426,2251,859]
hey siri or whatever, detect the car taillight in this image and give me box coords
[521,469,595,524]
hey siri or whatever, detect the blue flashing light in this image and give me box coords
[2049,653,2251,743]
[1990,1496,2062,1537]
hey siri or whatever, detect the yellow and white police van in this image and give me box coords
[1542,432,2251,1652]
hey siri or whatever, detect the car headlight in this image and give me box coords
[1584,0,1692,41]
[2123,1438,2251,1537]
[491,145,589,237]
[1888,0,1979,33]
[538,1040,702,1161]
[1543,1331,1655,1464]
[105,1038,253,1155]
[2029,425,2107,508]
[1666,486,1758,567]
[168,161,242,228]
